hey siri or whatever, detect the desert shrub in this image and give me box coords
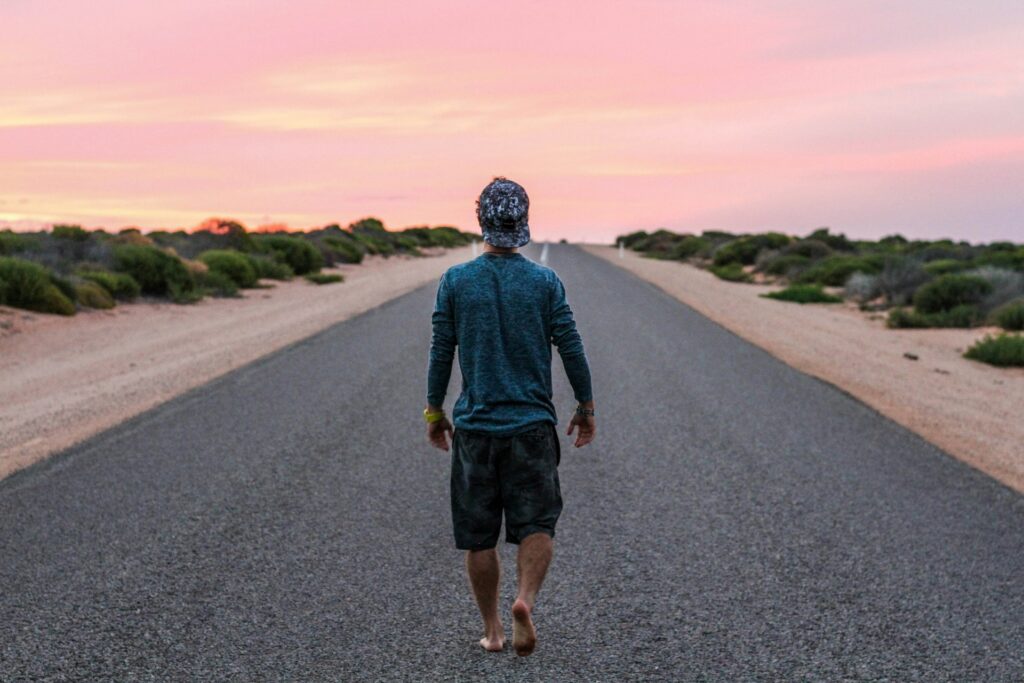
[923,259,968,276]
[782,239,833,260]
[395,236,423,255]
[759,253,811,277]
[80,270,140,301]
[74,281,115,309]
[845,272,881,302]
[876,256,930,306]
[48,273,78,304]
[805,228,854,251]
[197,269,239,297]
[913,274,992,314]
[324,237,364,264]
[0,231,27,255]
[0,257,75,315]
[51,224,91,241]
[256,235,324,274]
[619,231,649,249]
[305,272,344,285]
[973,247,1024,271]
[761,284,842,304]
[887,305,980,329]
[970,266,1024,314]
[667,236,709,260]
[245,254,294,280]
[191,218,257,253]
[198,249,258,288]
[625,229,681,255]
[795,255,884,286]
[992,299,1024,331]
[964,334,1024,367]
[712,233,791,266]
[709,263,749,282]
[112,244,196,298]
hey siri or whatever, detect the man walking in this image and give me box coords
[425,177,595,657]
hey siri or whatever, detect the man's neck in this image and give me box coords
[483,244,518,255]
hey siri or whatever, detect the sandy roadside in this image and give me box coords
[0,246,473,479]
[584,244,1024,493]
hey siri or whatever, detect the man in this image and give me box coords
[425,177,595,657]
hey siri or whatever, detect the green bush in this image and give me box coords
[887,305,980,329]
[256,235,324,275]
[618,231,650,249]
[0,231,26,255]
[964,334,1024,367]
[74,281,115,309]
[198,249,258,288]
[709,263,749,282]
[113,244,196,298]
[993,299,1024,331]
[305,272,344,285]
[923,259,968,276]
[795,255,885,286]
[760,253,810,277]
[51,224,91,241]
[197,269,239,297]
[666,236,709,260]
[782,239,833,260]
[805,227,854,251]
[49,273,78,304]
[761,284,842,304]
[0,257,75,315]
[912,274,992,314]
[322,237,364,264]
[245,254,294,280]
[80,270,140,301]
[713,233,791,266]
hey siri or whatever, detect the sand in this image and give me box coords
[584,244,1024,493]
[0,247,473,479]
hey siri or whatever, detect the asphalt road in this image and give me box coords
[2,243,1022,681]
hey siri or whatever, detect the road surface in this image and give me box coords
[2,244,1022,680]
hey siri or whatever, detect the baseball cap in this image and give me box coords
[476,177,530,248]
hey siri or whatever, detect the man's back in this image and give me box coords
[427,251,591,435]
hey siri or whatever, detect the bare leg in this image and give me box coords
[466,549,504,651]
[511,532,553,657]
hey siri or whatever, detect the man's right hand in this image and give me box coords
[427,414,454,451]
[566,402,596,448]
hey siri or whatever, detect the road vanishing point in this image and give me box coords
[2,244,1022,680]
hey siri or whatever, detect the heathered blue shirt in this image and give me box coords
[427,252,592,435]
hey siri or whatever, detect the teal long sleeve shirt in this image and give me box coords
[427,252,592,435]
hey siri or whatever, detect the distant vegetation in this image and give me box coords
[617,226,1024,366]
[0,218,477,316]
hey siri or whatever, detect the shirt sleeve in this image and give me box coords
[549,274,593,403]
[426,272,457,407]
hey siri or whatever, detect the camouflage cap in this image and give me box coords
[476,177,530,248]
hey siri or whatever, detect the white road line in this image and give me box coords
[540,242,549,264]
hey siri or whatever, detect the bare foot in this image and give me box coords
[511,599,537,657]
[479,634,505,652]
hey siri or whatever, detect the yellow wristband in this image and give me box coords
[423,408,445,424]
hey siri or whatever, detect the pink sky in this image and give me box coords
[1,0,1022,242]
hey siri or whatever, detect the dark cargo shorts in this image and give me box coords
[450,421,563,551]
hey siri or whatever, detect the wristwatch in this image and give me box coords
[575,406,595,417]
[423,408,445,424]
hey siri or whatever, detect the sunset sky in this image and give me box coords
[2,0,1022,242]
